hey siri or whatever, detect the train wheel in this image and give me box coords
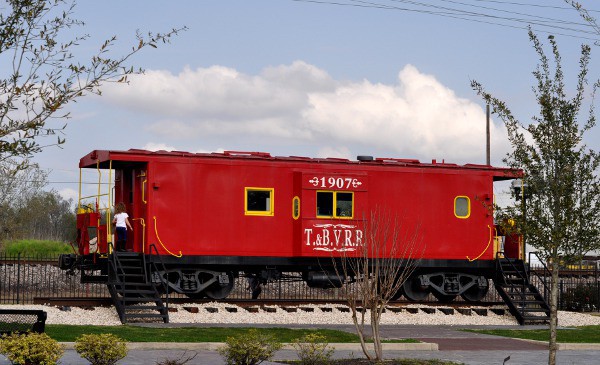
[390,287,403,301]
[402,276,430,301]
[205,271,235,300]
[185,292,207,300]
[460,280,489,302]
[432,291,457,303]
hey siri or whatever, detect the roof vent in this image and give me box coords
[357,155,374,161]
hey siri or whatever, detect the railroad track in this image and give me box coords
[33,296,505,309]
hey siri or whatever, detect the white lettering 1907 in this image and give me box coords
[308,176,362,189]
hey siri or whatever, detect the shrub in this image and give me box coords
[1,239,72,256]
[74,333,128,365]
[155,351,198,365]
[562,283,599,312]
[292,333,335,365]
[217,328,282,365]
[0,332,64,365]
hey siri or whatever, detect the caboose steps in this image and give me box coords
[107,250,169,324]
[494,257,550,325]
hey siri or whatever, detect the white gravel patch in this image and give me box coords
[3,303,600,327]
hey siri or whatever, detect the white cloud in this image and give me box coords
[102,62,509,163]
[303,65,508,161]
[316,146,353,160]
[58,188,78,203]
[142,142,177,151]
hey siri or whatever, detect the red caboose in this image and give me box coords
[60,149,523,303]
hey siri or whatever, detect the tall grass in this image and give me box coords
[0,239,73,256]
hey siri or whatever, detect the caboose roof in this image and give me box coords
[79,149,521,181]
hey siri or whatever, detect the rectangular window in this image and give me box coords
[317,191,354,219]
[336,192,353,217]
[316,191,333,217]
[245,188,274,216]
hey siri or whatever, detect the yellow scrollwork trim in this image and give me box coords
[467,224,493,262]
[153,216,182,258]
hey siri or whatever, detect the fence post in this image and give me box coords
[278,277,282,299]
[559,280,563,310]
[16,253,21,304]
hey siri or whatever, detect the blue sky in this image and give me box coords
[28,0,600,201]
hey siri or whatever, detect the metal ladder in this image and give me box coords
[494,257,550,325]
[107,248,169,324]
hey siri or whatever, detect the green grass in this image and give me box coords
[464,325,600,343]
[0,239,72,256]
[45,325,419,343]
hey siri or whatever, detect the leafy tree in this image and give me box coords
[0,0,184,173]
[0,158,76,243]
[0,159,47,206]
[472,29,600,365]
[18,190,76,241]
[566,0,600,44]
[0,159,47,241]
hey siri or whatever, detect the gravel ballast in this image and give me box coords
[2,303,600,327]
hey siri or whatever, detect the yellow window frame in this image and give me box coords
[454,195,470,219]
[245,187,274,216]
[316,190,354,219]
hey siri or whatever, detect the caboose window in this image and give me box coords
[292,196,300,220]
[245,188,274,216]
[454,196,470,219]
[317,191,333,217]
[336,192,353,217]
[317,191,354,219]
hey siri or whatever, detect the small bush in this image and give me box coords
[217,328,283,365]
[155,351,198,365]
[74,333,128,365]
[293,333,335,365]
[0,332,64,365]
[562,283,599,312]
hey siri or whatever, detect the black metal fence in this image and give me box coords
[0,254,108,304]
[0,253,598,311]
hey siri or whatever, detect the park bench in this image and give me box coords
[0,309,47,335]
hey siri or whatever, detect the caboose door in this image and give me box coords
[297,171,368,256]
[130,166,148,253]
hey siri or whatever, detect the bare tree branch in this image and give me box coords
[331,207,422,361]
[0,0,186,173]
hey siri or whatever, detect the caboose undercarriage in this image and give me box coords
[60,252,495,302]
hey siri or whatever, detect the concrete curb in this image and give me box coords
[60,342,439,351]
[557,343,600,350]
[517,339,600,351]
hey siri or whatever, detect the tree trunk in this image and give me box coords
[548,263,559,365]
[350,303,374,360]
[371,307,383,360]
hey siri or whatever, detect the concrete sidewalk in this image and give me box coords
[2,324,600,364]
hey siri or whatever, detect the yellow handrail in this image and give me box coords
[138,171,147,204]
[153,216,182,258]
[107,160,113,243]
[142,178,147,204]
[77,168,82,212]
[467,225,493,262]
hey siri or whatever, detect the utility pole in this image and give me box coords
[486,104,491,165]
